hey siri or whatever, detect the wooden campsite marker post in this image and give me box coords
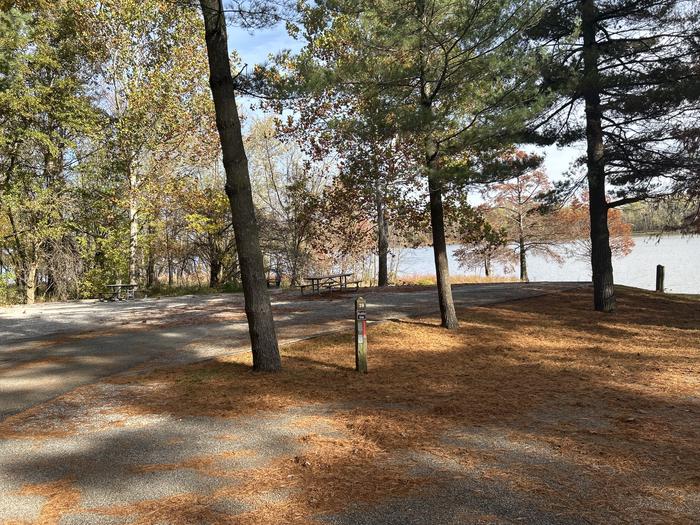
[656,265,665,293]
[355,297,368,373]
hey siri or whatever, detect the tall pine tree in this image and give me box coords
[292,0,545,328]
[529,0,699,311]
[199,0,282,371]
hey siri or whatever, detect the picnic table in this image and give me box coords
[100,283,138,302]
[266,268,282,288]
[300,273,360,295]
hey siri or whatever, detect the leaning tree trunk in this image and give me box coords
[427,169,459,329]
[376,196,389,287]
[199,0,281,371]
[582,0,615,312]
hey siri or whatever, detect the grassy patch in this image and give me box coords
[396,273,519,286]
[145,283,242,298]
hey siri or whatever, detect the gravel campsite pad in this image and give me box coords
[0,286,698,524]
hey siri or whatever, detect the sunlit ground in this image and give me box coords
[1,287,698,524]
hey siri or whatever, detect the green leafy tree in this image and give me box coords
[80,0,211,285]
[247,118,325,286]
[0,3,101,303]
[292,0,546,327]
[454,206,509,277]
[275,89,425,286]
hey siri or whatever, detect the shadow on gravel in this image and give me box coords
[1,285,697,523]
[0,282,583,421]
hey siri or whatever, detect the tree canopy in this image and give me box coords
[0,0,697,322]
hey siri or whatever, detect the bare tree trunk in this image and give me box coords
[128,165,139,286]
[25,262,37,305]
[209,257,221,288]
[45,266,57,297]
[377,196,389,287]
[290,243,301,286]
[290,260,298,287]
[168,258,174,287]
[146,254,155,289]
[582,0,615,312]
[427,170,459,329]
[42,150,59,299]
[146,224,156,288]
[518,236,528,282]
[178,262,185,285]
[200,0,281,371]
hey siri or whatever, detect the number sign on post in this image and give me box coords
[355,296,368,373]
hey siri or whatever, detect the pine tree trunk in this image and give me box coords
[427,171,459,329]
[581,0,615,312]
[377,197,389,287]
[416,0,457,329]
[200,0,281,371]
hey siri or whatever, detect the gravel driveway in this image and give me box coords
[0,282,583,420]
[0,282,590,525]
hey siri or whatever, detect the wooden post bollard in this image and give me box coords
[655,264,665,293]
[355,297,368,373]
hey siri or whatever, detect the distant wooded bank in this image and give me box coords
[619,199,696,234]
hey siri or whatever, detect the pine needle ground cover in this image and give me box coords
[1,287,698,524]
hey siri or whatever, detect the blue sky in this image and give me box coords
[227,23,581,181]
[228,23,303,72]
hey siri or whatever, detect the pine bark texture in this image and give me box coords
[416,0,458,329]
[199,0,281,370]
[581,0,616,312]
[427,171,459,329]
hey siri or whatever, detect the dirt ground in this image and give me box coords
[1,286,698,524]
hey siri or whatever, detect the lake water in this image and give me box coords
[397,234,700,294]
